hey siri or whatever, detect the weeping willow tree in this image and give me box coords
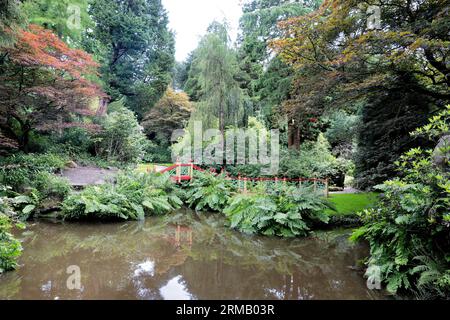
[186,21,249,134]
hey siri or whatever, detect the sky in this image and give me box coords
[162,0,244,62]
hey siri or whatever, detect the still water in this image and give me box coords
[0,210,384,300]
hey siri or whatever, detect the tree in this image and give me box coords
[142,87,193,146]
[87,0,175,118]
[182,50,203,102]
[271,0,449,187]
[0,25,104,151]
[0,0,24,47]
[94,99,147,163]
[186,22,247,133]
[22,0,92,47]
[255,57,294,127]
[172,60,190,92]
[237,0,320,122]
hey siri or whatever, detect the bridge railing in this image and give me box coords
[229,176,329,197]
[156,163,329,197]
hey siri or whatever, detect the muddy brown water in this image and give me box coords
[0,210,385,300]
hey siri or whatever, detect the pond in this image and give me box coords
[0,210,385,300]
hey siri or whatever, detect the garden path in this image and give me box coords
[61,166,118,187]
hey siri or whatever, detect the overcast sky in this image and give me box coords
[162,0,243,62]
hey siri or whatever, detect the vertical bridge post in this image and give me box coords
[176,159,181,183]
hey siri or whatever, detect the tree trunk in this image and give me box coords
[20,126,31,152]
[288,120,301,150]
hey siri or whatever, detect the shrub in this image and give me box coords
[351,106,450,298]
[279,134,351,180]
[62,172,182,221]
[32,172,71,200]
[224,187,332,237]
[0,187,23,273]
[0,154,71,218]
[0,214,22,273]
[57,127,93,153]
[94,100,148,163]
[0,153,68,192]
[185,172,234,212]
[142,140,172,164]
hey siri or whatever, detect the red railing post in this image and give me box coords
[176,158,181,183]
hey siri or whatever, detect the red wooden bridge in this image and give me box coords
[151,163,329,197]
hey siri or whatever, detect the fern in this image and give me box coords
[224,187,332,238]
[185,172,234,212]
[62,171,182,221]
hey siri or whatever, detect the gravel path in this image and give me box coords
[330,187,361,194]
[61,166,118,187]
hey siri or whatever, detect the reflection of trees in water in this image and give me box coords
[2,219,192,299]
[174,214,376,299]
[0,211,382,299]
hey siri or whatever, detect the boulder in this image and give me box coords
[432,135,450,170]
[65,161,78,169]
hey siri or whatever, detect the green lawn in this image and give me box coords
[326,192,379,216]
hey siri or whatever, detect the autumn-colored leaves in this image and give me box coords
[0,25,106,149]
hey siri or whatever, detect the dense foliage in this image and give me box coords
[142,87,193,162]
[0,0,24,47]
[0,152,71,218]
[185,172,234,212]
[352,107,450,298]
[0,186,23,273]
[279,134,351,184]
[93,100,148,163]
[0,213,22,273]
[86,0,175,118]
[62,172,182,221]
[23,0,92,46]
[0,24,104,151]
[0,152,67,190]
[189,22,248,132]
[271,0,449,188]
[237,0,320,121]
[225,186,332,237]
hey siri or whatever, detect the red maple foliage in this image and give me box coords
[0,25,106,150]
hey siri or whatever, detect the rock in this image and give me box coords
[65,161,78,169]
[432,135,450,170]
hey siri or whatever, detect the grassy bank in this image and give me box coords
[326,192,379,216]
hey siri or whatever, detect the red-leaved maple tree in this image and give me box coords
[0,24,106,151]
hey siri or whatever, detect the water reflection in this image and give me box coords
[160,276,193,300]
[0,210,384,300]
